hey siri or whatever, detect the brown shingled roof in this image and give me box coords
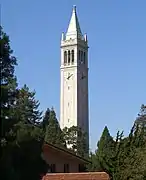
[43,172,109,180]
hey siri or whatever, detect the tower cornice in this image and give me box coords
[61,39,89,49]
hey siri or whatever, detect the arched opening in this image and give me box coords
[64,51,67,65]
[71,50,74,64]
[68,50,70,64]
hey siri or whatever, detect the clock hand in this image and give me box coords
[67,74,73,80]
[67,75,70,80]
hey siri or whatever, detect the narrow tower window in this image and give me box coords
[64,51,67,65]
[81,51,83,63]
[68,50,70,64]
[84,52,86,64]
[79,50,81,61]
[71,50,74,64]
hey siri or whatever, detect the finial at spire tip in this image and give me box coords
[73,5,76,12]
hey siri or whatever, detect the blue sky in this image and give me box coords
[1,0,146,151]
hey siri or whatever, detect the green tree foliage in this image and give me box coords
[88,105,146,180]
[0,27,47,180]
[63,126,88,158]
[96,126,117,177]
[41,108,50,131]
[14,84,42,124]
[1,89,46,180]
[45,108,66,147]
[10,86,46,179]
[1,125,47,180]
[0,26,18,178]
[114,123,146,180]
[0,26,17,143]
[86,152,102,172]
[97,126,115,157]
[135,104,146,130]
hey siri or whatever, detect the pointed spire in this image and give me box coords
[66,5,83,40]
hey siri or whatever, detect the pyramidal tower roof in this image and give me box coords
[66,5,83,40]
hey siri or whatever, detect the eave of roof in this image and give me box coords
[43,142,91,164]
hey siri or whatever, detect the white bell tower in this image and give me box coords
[60,6,89,146]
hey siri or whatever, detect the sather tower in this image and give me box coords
[60,6,89,145]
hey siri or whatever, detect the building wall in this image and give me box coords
[43,147,84,173]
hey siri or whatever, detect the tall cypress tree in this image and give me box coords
[97,126,114,154]
[41,108,50,131]
[97,126,115,176]
[45,108,66,147]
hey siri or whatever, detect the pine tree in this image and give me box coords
[0,27,47,180]
[14,84,42,125]
[96,126,116,178]
[135,104,146,131]
[0,26,18,144]
[0,26,18,179]
[7,85,46,180]
[12,125,47,180]
[115,125,146,180]
[45,108,66,147]
[87,106,146,180]
[41,108,50,131]
[97,126,115,156]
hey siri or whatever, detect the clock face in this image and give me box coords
[64,72,74,86]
